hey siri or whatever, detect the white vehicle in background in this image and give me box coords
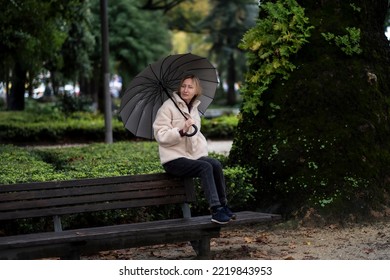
[0,82,5,98]
[32,83,46,99]
[58,84,80,96]
[386,26,390,40]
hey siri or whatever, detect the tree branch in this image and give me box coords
[141,0,186,13]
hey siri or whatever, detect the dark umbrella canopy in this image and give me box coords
[119,53,219,139]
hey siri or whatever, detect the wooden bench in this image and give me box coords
[0,173,281,260]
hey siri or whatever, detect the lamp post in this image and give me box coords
[100,0,113,143]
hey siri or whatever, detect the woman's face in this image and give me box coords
[180,78,197,104]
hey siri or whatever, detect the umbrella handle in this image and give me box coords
[184,124,198,137]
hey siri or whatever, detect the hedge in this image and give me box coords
[0,111,237,144]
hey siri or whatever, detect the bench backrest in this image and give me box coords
[0,173,195,221]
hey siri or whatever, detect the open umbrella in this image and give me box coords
[119,53,219,139]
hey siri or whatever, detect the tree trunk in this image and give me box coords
[229,0,390,219]
[8,62,26,111]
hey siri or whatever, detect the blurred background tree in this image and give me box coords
[89,0,171,112]
[0,0,83,110]
[199,0,257,106]
[0,0,260,112]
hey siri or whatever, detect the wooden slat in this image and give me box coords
[0,173,177,192]
[0,173,197,221]
[0,211,281,260]
[0,195,188,220]
[0,174,284,260]
[0,186,186,211]
[0,179,184,202]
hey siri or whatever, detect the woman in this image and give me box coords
[153,74,235,224]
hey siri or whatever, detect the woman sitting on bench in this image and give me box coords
[153,74,236,225]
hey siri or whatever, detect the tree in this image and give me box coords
[53,1,95,95]
[107,0,172,87]
[88,0,171,113]
[144,0,257,107]
[0,0,104,142]
[200,0,257,106]
[141,0,186,12]
[0,0,84,110]
[0,0,94,110]
[229,0,390,220]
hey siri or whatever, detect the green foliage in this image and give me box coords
[0,104,130,144]
[60,1,95,81]
[91,0,172,85]
[238,0,313,115]
[34,141,163,179]
[0,101,237,144]
[170,159,256,215]
[0,142,163,184]
[223,166,256,208]
[199,0,256,104]
[0,0,83,80]
[0,142,253,231]
[349,3,361,13]
[0,145,66,184]
[231,0,390,221]
[201,114,239,139]
[321,27,363,56]
[1,0,172,111]
[0,112,122,144]
[55,94,95,115]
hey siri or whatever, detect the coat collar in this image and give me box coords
[172,92,201,111]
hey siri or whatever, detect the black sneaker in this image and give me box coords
[211,207,231,224]
[222,205,236,220]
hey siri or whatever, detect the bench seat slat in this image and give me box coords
[0,211,280,247]
[0,211,280,260]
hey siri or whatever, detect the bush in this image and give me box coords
[0,142,254,232]
[0,104,237,144]
[0,145,68,184]
[55,94,94,115]
[0,141,164,184]
[201,114,238,139]
[0,110,130,144]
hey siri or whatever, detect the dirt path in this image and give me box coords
[83,217,390,260]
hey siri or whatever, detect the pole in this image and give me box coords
[100,0,113,143]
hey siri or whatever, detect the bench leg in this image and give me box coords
[193,236,211,259]
[61,250,81,260]
[190,240,200,255]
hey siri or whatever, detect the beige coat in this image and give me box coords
[153,92,208,164]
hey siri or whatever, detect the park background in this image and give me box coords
[1,0,390,233]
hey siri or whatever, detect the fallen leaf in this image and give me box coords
[244,236,255,243]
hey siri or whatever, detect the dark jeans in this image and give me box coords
[163,157,227,208]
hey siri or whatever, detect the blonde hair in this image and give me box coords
[178,74,202,97]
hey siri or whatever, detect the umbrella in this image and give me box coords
[119,53,219,139]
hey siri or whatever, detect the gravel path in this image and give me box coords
[83,217,390,260]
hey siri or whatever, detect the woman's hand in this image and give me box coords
[183,118,195,133]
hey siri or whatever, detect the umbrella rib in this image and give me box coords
[163,54,190,79]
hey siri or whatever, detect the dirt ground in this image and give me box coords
[83,215,390,260]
